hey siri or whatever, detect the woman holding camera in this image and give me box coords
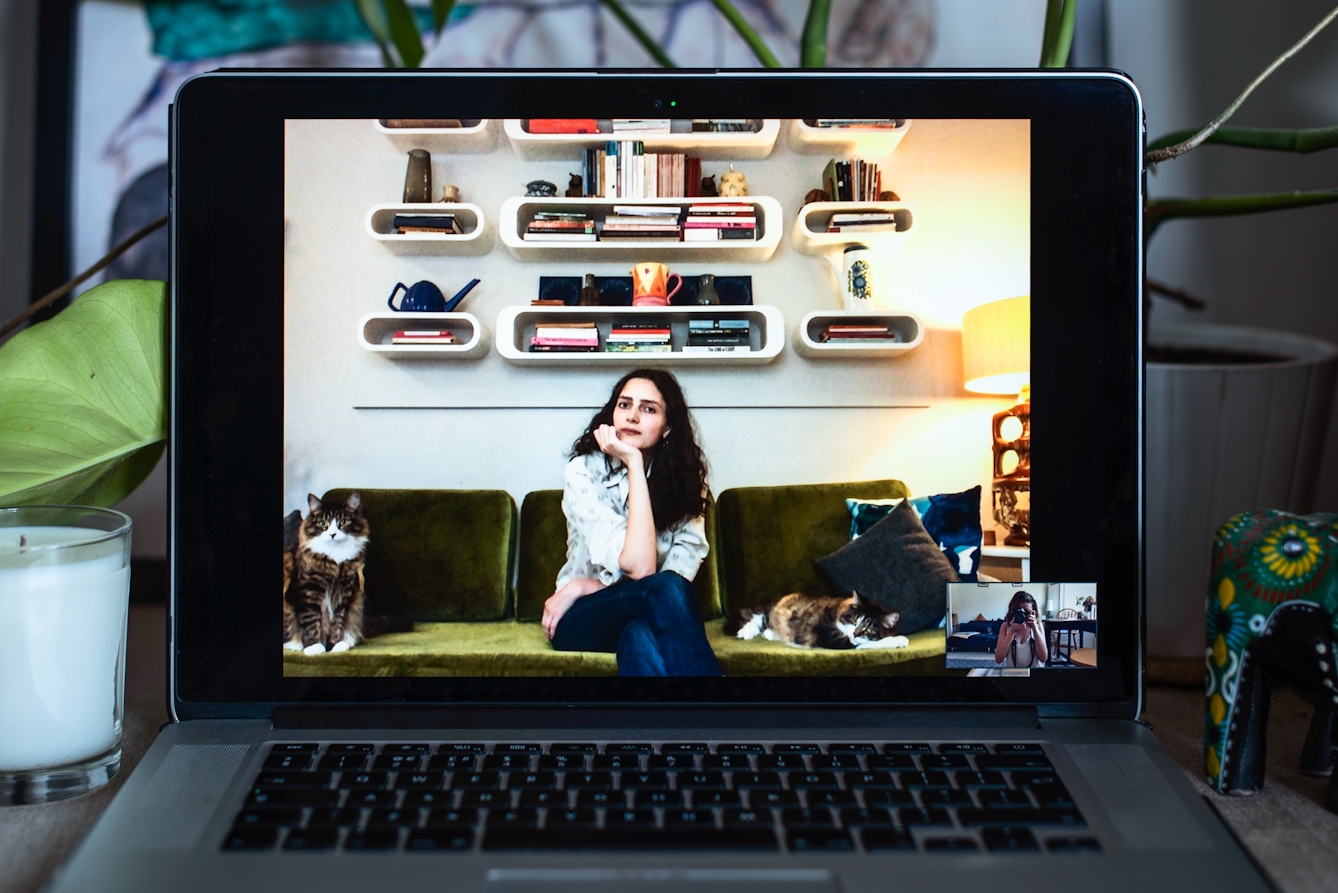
[994,590,1049,668]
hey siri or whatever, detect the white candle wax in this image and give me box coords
[0,527,130,772]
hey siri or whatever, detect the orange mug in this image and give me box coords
[630,262,682,307]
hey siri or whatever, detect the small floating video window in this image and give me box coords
[946,582,1097,676]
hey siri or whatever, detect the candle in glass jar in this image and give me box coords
[0,527,130,772]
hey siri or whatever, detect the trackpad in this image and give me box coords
[486,868,836,893]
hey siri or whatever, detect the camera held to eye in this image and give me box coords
[1010,609,1030,626]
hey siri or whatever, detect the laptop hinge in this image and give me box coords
[272,705,1040,731]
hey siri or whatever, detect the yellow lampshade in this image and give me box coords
[962,295,1030,395]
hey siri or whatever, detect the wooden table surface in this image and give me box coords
[1,605,1335,893]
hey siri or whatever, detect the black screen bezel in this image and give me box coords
[170,71,1143,719]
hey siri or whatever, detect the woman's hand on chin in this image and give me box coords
[594,424,642,466]
[543,578,604,640]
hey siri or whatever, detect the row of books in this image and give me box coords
[391,212,463,235]
[526,119,760,135]
[683,204,756,242]
[805,118,905,130]
[580,143,704,199]
[818,323,902,343]
[390,329,458,345]
[822,158,885,202]
[524,210,596,242]
[825,210,901,234]
[522,205,759,243]
[528,319,754,354]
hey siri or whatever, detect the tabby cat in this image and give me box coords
[725,592,909,650]
[282,492,369,655]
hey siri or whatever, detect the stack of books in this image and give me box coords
[391,329,458,345]
[606,323,672,353]
[683,203,757,242]
[392,212,462,235]
[600,206,683,241]
[684,319,751,354]
[826,210,900,234]
[822,158,884,202]
[819,323,902,343]
[808,119,905,130]
[530,322,600,352]
[690,119,760,133]
[524,211,596,242]
[612,119,671,134]
[526,119,600,133]
[580,143,703,199]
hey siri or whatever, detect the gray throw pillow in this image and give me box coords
[815,498,958,634]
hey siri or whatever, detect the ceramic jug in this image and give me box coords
[403,149,432,203]
[695,273,721,306]
[386,279,480,313]
[631,262,682,307]
[841,244,887,311]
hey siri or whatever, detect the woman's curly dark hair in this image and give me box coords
[1007,590,1040,616]
[571,369,709,532]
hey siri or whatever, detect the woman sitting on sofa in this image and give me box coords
[542,369,722,677]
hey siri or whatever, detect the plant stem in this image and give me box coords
[1147,125,1338,155]
[710,0,782,68]
[800,0,831,68]
[601,0,676,68]
[1146,188,1338,237]
[1146,4,1338,165]
[1038,0,1077,68]
[0,215,168,341]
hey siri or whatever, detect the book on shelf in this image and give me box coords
[391,329,457,344]
[690,318,749,329]
[531,299,567,306]
[604,343,673,353]
[612,205,682,217]
[811,118,904,129]
[392,214,462,233]
[523,231,598,242]
[527,119,600,134]
[529,343,601,353]
[681,344,752,354]
[690,119,760,133]
[612,119,672,133]
[684,228,756,242]
[820,158,885,202]
[684,219,755,228]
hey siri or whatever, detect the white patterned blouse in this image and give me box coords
[555,452,709,590]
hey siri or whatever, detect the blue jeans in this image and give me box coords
[551,572,723,677]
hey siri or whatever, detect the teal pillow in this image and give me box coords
[847,486,983,582]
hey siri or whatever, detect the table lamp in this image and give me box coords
[962,295,1030,547]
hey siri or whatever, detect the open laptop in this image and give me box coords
[46,71,1272,892]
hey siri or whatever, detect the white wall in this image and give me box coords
[948,582,1050,627]
[283,119,1030,522]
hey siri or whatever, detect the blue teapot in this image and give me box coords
[387,279,480,313]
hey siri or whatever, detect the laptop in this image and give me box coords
[46,70,1271,892]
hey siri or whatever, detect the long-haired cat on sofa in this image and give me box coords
[725,592,910,650]
[283,492,369,655]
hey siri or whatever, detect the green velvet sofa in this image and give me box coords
[283,481,947,677]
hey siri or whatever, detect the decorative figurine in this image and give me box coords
[878,190,901,202]
[565,174,583,197]
[805,188,831,205]
[525,180,558,197]
[718,164,748,197]
[403,149,432,203]
[579,273,601,306]
[700,175,718,197]
[439,184,461,204]
[1204,509,1338,812]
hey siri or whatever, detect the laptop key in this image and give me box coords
[327,744,376,754]
[247,789,338,807]
[982,826,1040,851]
[925,837,979,852]
[995,743,1046,754]
[918,788,971,807]
[860,789,914,807]
[483,754,531,771]
[757,754,806,771]
[957,808,1085,826]
[899,771,950,788]
[382,743,431,755]
[861,828,916,851]
[725,808,774,828]
[787,829,853,852]
[978,789,1034,809]
[692,790,741,807]
[977,754,1053,771]
[505,772,557,790]
[805,790,856,807]
[883,743,933,753]
[452,771,501,789]
[438,743,486,755]
[550,743,597,754]
[866,754,915,771]
[732,771,781,789]
[718,744,766,754]
[459,790,507,808]
[788,771,838,789]
[648,754,695,770]
[368,807,419,827]
[704,754,751,771]
[920,754,969,770]
[773,744,821,754]
[395,771,445,790]
[344,828,399,851]
[254,771,332,788]
[547,807,597,827]
[233,807,301,828]
[494,744,542,754]
[373,754,421,771]
[483,827,777,850]
[954,771,1007,789]
[308,807,361,827]
[486,808,539,829]
[843,770,895,789]
[811,754,859,771]
[221,828,277,850]
[781,808,833,827]
[665,808,715,826]
[940,743,988,753]
[406,829,473,851]
[662,743,709,754]
[838,807,893,826]
[340,771,388,789]
[318,754,366,771]
[749,790,799,807]
[594,754,639,770]
[1030,784,1077,809]
[677,771,725,790]
[263,754,311,771]
[519,790,566,807]
[347,790,397,806]
[402,790,451,807]
[1046,836,1102,852]
[539,754,582,770]
[426,807,478,828]
[562,772,612,790]
[898,807,952,826]
[828,744,876,754]
[621,771,669,789]
[1011,770,1062,789]
[283,828,339,851]
[427,754,476,772]
[269,743,320,753]
[634,789,683,807]
[577,790,620,807]
[605,743,653,754]
[606,808,656,826]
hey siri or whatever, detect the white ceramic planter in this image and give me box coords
[1145,322,1338,660]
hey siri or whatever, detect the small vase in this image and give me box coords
[403,149,432,203]
[695,273,721,306]
[578,274,601,306]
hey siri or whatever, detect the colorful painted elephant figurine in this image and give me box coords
[1204,510,1338,810]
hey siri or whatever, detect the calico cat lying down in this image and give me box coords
[725,592,910,650]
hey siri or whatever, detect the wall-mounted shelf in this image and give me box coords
[499,196,783,262]
[365,203,491,255]
[502,119,781,160]
[787,119,912,156]
[373,119,496,153]
[358,312,489,359]
[496,305,784,366]
[790,202,916,256]
[794,311,923,359]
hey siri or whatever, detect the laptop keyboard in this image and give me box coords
[224,741,1097,854]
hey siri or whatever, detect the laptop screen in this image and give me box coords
[282,117,1092,680]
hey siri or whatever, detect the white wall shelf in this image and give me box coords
[790,201,916,256]
[373,119,496,153]
[794,311,924,359]
[365,203,491,255]
[787,119,912,156]
[502,119,781,160]
[358,312,489,359]
[499,196,783,262]
[496,305,784,366]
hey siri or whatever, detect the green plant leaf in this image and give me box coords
[600,0,675,67]
[431,0,455,37]
[800,0,831,68]
[352,0,397,67]
[1146,188,1338,237]
[1147,125,1338,154]
[1039,0,1076,68]
[381,0,425,68]
[710,0,781,68]
[0,279,167,508]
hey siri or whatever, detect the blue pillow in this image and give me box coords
[846,486,983,582]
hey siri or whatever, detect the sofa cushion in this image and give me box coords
[815,499,958,634]
[846,485,984,581]
[323,488,515,621]
[515,489,721,622]
[715,479,910,612]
